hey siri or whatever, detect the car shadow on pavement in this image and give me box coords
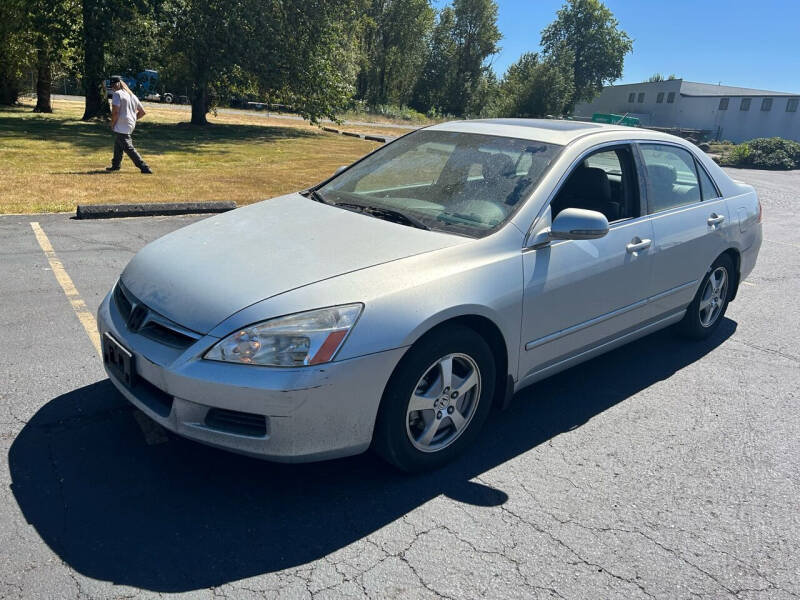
[8,319,736,593]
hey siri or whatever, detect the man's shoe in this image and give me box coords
[105,165,120,172]
[140,167,153,174]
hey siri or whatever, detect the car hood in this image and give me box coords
[121,193,466,333]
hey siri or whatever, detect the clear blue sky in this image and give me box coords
[437,0,800,93]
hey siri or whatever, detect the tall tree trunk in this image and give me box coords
[190,83,208,125]
[33,45,52,113]
[0,72,22,105]
[81,0,109,120]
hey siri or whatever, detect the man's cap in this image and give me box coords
[109,75,122,84]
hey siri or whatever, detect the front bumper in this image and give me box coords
[97,291,406,462]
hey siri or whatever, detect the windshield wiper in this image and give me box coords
[304,189,331,205]
[334,201,431,231]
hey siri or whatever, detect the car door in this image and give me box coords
[518,143,656,384]
[636,143,730,317]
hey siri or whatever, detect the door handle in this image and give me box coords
[707,213,725,226]
[626,238,652,253]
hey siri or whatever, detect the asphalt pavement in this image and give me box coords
[0,168,798,599]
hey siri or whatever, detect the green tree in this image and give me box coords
[0,1,32,105]
[412,6,457,114]
[80,0,145,120]
[540,0,632,110]
[162,0,362,125]
[647,73,677,82]
[356,0,435,107]
[494,51,574,118]
[26,0,81,113]
[413,0,501,116]
[451,0,501,115]
[252,0,364,123]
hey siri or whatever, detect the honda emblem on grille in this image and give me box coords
[127,304,148,331]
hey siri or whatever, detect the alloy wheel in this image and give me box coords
[405,353,481,453]
[699,266,728,327]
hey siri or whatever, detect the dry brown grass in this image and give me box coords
[0,98,382,214]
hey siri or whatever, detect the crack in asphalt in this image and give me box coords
[729,339,800,364]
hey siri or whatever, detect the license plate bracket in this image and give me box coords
[102,332,136,388]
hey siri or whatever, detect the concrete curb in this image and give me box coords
[76,202,237,219]
[319,126,391,143]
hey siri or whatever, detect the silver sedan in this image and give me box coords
[97,119,762,471]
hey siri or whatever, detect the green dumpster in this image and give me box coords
[591,113,640,127]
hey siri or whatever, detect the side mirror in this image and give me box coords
[550,208,609,240]
[528,207,609,249]
[334,165,347,176]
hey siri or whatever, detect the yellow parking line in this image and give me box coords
[30,222,101,356]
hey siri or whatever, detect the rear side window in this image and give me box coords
[696,162,720,200]
[639,144,702,213]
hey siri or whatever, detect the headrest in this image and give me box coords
[648,164,677,187]
[564,166,611,202]
[483,153,516,182]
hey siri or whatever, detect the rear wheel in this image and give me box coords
[163,93,173,104]
[678,254,734,339]
[373,326,495,472]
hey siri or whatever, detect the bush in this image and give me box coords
[347,100,429,123]
[720,137,800,170]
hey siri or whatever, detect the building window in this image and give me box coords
[637,92,645,103]
[666,92,675,103]
[761,98,773,111]
[718,98,729,110]
[628,92,635,103]
[788,98,799,113]
[740,98,751,111]
[656,92,664,103]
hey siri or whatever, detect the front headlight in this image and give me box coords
[204,304,363,367]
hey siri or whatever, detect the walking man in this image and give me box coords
[106,75,152,174]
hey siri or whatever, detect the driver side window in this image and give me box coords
[549,146,640,223]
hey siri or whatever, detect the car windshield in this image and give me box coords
[318,130,562,237]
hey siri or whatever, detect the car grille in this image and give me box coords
[113,281,133,321]
[113,281,201,349]
[205,408,268,438]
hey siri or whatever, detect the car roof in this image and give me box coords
[426,118,663,146]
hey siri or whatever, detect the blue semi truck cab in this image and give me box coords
[104,70,186,104]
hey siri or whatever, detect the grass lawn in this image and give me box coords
[0,98,382,214]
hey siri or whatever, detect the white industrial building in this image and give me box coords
[575,79,800,142]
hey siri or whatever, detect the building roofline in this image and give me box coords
[602,79,798,97]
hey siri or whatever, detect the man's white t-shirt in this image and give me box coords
[111,89,143,134]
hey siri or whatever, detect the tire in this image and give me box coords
[373,325,496,472]
[163,94,173,104]
[678,254,734,339]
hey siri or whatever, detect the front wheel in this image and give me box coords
[373,326,496,472]
[678,254,734,339]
